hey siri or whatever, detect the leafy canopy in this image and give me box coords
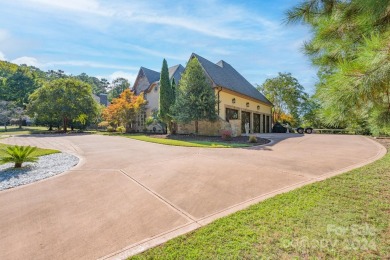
[258,72,308,126]
[107,78,130,102]
[103,89,146,132]
[27,78,99,131]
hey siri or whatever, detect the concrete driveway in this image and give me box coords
[0,134,386,259]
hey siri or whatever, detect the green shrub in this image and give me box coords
[98,121,109,128]
[145,116,155,126]
[248,135,258,143]
[0,145,38,168]
[107,126,115,132]
[117,126,126,134]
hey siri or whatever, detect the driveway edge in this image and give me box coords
[101,136,387,260]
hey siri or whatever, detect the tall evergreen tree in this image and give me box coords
[158,59,174,133]
[287,0,390,135]
[173,57,217,134]
[171,77,177,101]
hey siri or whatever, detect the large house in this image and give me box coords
[132,65,185,131]
[132,53,273,135]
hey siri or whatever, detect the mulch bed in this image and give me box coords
[148,134,271,146]
[372,137,390,150]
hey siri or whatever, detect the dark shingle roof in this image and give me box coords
[141,67,160,84]
[169,64,185,83]
[191,53,272,105]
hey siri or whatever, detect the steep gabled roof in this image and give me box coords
[190,53,272,106]
[141,66,160,84]
[169,64,185,83]
[133,67,160,95]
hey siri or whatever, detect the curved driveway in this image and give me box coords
[0,134,386,259]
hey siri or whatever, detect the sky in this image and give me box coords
[0,0,318,94]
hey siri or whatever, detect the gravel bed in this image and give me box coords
[0,153,79,191]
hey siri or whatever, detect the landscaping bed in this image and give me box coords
[148,134,271,146]
[0,152,79,191]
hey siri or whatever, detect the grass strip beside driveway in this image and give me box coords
[112,134,250,148]
[131,151,390,259]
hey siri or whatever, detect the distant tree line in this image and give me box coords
[0,60,132,131]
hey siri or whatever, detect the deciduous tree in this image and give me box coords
[28,78,99,132]
[1,68,40,107]
[107,78,130,102]
[103,89,146,132]
[257,73,308,125]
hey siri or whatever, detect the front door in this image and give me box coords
[241,111,251,133]
[253,113,261,133]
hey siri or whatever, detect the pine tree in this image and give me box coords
[158,59,174,133]
[287,0,390,135]
[173,57,217,134]
[171,77,176,101]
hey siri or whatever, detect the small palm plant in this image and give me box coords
[1,145,38,168]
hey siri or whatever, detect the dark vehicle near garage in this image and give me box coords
[272,122,288,133]
[296,127,313,134]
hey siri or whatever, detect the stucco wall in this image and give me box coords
[216,89,272,133]
[145,83,159,117]
[217,89,272,118]
[133,71,150,95]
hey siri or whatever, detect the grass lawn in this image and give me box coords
[0,143,59,165]
[103,133,251,148]
[131,147,390,258]
[0,126,48,136]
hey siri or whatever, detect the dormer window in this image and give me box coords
[154,86,158,92]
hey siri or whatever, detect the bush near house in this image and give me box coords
[248,135,258,143]
[221,129,232,141]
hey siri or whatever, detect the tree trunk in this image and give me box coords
[63,117,68,132]
[167,121,173,134]
[4,122,7,132]
[18,117,22,129]
[195,120,199,134]
[48,125,53,131]
[14,162,22,168]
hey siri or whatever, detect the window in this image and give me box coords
[226,108,239,121]
[154,86,158,92]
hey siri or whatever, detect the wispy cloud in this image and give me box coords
[127,44,187,61]
[0,51,6,61]
[15,0,279,41]
[0,29,9,43]
[24,0,111,16]
[46,60,138,71]
[12,56,40,67]
[10,56,138,71]
[98,71,138,85]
